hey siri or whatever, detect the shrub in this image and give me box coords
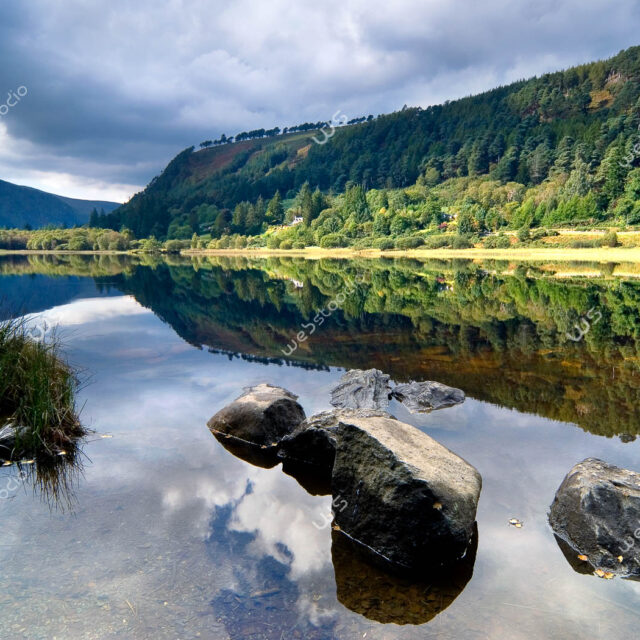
[395,235,425,249]
[164,239,185,253]
[279,240,293,250]
[372,238,395,250]
[424,235,451,249]
[139,237,163,252]
[483,234,511,248]
[292,241,306,249]
[266,235,281,249]
[67,236,90,251]
[601,231,619,247]
[319,233,348,248]
[451,235,474,249]
[517,228,531,243]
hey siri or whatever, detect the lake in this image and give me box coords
[1,253,640,639]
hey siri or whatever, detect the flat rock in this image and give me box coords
[330,369,391,410]
[207,383,305,450]
[391,381,465,413]
[549,458,640,577]
[331,413,482,571]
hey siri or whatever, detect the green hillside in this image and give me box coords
[0,179,120,229]
[100,46,640,246]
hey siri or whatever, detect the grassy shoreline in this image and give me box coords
[0,317,84,457]
[186,246,640,262]
[5,245,640,262]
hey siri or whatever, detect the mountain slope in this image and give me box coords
[0,179,120,228]
[103,45,640,239]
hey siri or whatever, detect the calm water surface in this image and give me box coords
[1,255,640,639]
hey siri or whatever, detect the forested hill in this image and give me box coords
[102,45,640,240]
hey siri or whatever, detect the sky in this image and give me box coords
[0,0,639,203]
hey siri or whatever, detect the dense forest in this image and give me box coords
[88,46,640,247]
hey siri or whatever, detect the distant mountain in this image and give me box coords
[0,179,120,229]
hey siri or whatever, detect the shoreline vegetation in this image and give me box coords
[0,316,84,458]
[6,242,640,263]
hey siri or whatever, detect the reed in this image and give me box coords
[0,316,84,456]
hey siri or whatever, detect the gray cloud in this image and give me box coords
[0,0,639,200]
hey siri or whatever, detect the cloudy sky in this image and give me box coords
[0,0,639,202]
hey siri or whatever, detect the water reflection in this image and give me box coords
[3,268,640,637]
[0,444,83,511]
[332,527,477,625]
[4,252,640,438]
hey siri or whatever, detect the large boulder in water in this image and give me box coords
[207,384,305,451]
[549,458,640,578]
[330,369,391,410]
[392,380,465,413]
[331,412,482,572]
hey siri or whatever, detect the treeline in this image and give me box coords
[198,116,375,149]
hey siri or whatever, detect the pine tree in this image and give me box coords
[266,191,284,224]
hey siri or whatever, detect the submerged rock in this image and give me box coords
[392,380,465,413]
[549,458,640,578]
[331,412,482,572]
[330,369,391,411]
[207,384,305,450]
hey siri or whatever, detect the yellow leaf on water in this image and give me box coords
[604,572,615,580]
[2,461,12,466]
[595,569,605,577]
[578,555,589,562]
[332,524,341,531]
[618,556,624,563]
[433,502,443,510]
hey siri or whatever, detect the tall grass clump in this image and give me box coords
[0,317,84,455]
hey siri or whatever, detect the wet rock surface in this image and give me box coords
[549,457,640,577]
[332,412,482,571]
[330,369,392,410]
[392,380,465,413]
[207,383,306,450]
